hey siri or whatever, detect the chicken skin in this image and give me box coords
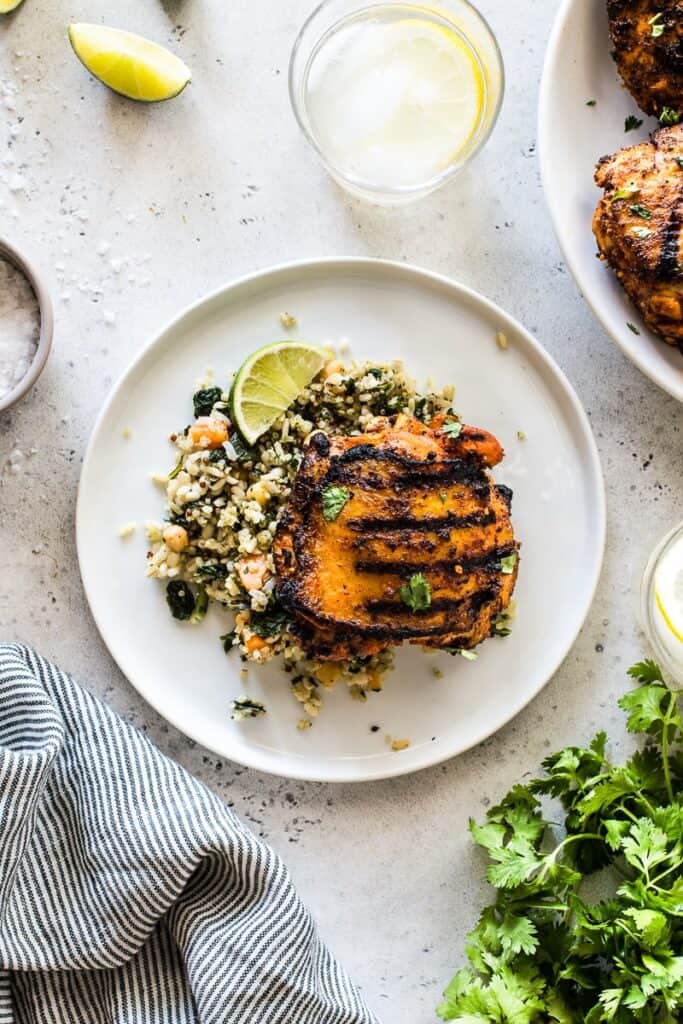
[273,413,519,661]
[593,124,683,346]
[608,0,683,117]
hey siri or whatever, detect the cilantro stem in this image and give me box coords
[535,833,603,884]
[637,792,658,818]
[616,802,640,824]
[661,693,676,805]
[649,861,679,889]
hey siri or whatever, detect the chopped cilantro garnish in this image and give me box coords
[586,99,596,107]
[442,418,463,439]
[627,322,641,335]
[500,553,517,575]
[439,492,448,504]
[321,485,351,522]
[230,697,266,721]
[399,573,432,612]
[629,203,651,219]
[649,11,665,36]
[459,649,478,661]
[624,114,643,132]
[660,106,680,126]
[611,185,639,202]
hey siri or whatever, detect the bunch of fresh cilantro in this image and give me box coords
[437,661,683,1023]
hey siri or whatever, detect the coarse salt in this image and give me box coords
[0,258,40,403]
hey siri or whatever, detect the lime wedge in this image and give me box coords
[68,23,191,102]
[0,0,25,11]
[229,342,327,444]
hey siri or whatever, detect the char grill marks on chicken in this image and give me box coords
[273,413,519,661]
[607,0,683,117]
[593,123,683,346]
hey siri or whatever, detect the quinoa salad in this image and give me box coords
[145,354,456,724]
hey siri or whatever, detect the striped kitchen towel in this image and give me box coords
[0,643,379,1024]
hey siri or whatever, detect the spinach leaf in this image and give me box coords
[193,387,223,418]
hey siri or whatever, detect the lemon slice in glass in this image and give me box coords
[655,549,683,645]
[68,24,191,102]
[229,342,327,445]
[305,14,484,187]
[0,0,25,12]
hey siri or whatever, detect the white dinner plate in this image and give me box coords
[77,259,605,782]
[539,0,683,403]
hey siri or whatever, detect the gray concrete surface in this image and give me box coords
[1,1,681,1020]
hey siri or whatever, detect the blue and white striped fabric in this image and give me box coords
[0,644,379,1024]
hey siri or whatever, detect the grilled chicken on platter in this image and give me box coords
[593,123,683,346]
[607,0,683,117]
[273,413,519,661]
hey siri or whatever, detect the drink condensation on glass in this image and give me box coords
[289,1,504,204]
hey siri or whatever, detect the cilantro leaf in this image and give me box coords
[619,683,674,733]
[627,660,664,684]
[399,573,431,611]
[612,185,640,202]
[625,115,644,132]
[437,660,683,1024]
[660,106,681,126]
[321,485,350,522]
[441,418,463,439]
[500,553,518,575]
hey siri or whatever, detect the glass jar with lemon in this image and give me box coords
[289,0,504,203]
[641,522,683,684]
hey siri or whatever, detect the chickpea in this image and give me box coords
[163,524,189,553]
[322,358,345,379]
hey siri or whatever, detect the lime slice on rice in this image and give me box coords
[229,342,327,445]
[68,23,191,102]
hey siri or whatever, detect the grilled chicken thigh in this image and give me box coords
[273,413,518,661]
[608,0,683,117]
[593,123,683,346]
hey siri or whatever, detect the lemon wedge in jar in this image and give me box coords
[68,24,191,102]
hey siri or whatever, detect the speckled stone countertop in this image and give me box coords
[1,1,681,1020]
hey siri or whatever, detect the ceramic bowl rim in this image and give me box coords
[0,235,54,414]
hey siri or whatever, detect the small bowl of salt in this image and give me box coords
[0,237,53,414]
